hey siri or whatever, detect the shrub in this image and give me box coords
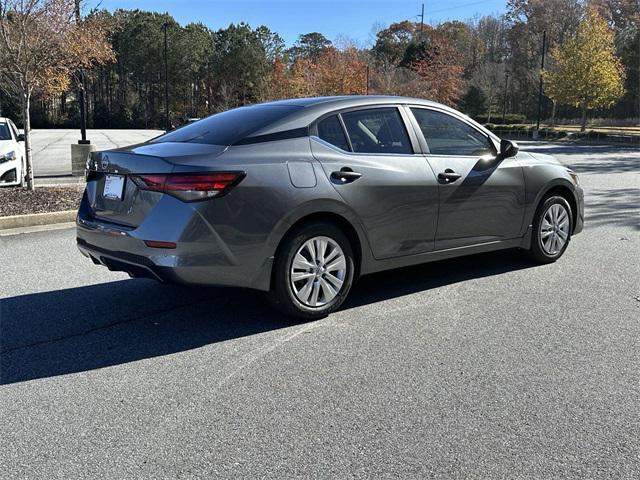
[473,113,527,124]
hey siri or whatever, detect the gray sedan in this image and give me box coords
[76,96,584,319]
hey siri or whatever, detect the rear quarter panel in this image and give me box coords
[191,137,373,286]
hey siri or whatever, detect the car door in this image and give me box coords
[407,106,525,251]
[310,106,439,259]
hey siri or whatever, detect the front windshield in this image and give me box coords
[0,123,11,141]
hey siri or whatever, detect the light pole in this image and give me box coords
[502,71,510,124]
[163,22,170,132]
[535,31,547,137]
[75,0,88,144]
[70,0,95,177]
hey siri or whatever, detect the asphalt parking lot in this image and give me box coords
[29,129,161,177]
[1,141,639,478]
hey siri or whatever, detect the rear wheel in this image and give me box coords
[268,222,355,320]
[529,195,573,263]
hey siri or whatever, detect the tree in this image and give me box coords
[212,23,271,107]
[372,21,417,66]
[590,0,640,31]
[505,0,583,117]
[264,56,292,100]
[176,22,214,118]
[288,46,366,97]
[459,86,487,117]
[314,47,367,96]
[0,0,113,189]
[409,36,464,106]
[256,25,285,61]
[287,32,331,61]
[470,62,507,122]
[544,8,626,131]
[616,25,639,122]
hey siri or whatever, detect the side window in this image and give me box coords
[341,108,412,154]
[411,108,493,156]
[317,115,350,151]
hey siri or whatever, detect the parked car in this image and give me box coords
[0,117,26,187]
[76,96,584,319]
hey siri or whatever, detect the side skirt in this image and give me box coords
[361,235,530,276]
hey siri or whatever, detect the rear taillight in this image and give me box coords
[131,172,244,202]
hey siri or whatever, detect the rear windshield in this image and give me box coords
[153,105,302,146]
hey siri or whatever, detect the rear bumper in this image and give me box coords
[76,193,274,291]
[77,237,172,283]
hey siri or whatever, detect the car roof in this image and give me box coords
[262,95,441,109]
[250,95,454,137]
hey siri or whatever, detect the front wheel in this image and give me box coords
[268,222,355,320]
[529,195,573,263]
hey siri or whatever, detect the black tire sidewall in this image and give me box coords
[531,195,573,263]
[271,223,355,320]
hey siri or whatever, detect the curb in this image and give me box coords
[0,210,77,230]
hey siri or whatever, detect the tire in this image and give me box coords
[268,222,355,320]
[529,195,573,264]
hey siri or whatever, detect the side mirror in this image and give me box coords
[17,133,25,142]
[499,139,519,159]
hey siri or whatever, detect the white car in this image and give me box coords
[0,117,26,187]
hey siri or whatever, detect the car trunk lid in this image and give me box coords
[86,142,227,227]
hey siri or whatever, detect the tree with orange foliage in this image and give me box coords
[289,56,317,97]
[0,0,113,189]
[264,56,293,100]
[315,47,367,96]
[407,36,464,106]
[289,46,367,98]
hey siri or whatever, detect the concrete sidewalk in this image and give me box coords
[31,129,161,177]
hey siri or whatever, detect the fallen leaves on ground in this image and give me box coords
[0,186,83,217]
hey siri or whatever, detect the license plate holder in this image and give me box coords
[103,174,125,200]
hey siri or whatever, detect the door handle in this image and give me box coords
[438,169,462,183]
[331,167,362,184]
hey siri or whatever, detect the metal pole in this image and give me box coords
[535,31,547,134]
[502,72,509,123]
[75,0,88,144]
[163,22,170,132]
[419,4,424,39]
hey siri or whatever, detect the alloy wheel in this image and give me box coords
[290,235,347,307]
[540,203,570,255]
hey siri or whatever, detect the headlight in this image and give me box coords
[567,169,580,186]
[0,151,16,164]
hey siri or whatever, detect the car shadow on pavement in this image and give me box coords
[344,249,536,309]
[1,250,536,385]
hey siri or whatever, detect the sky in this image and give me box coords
[93,0,507,47]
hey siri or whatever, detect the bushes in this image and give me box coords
[484,124,569,139]
[473,113,527,124]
